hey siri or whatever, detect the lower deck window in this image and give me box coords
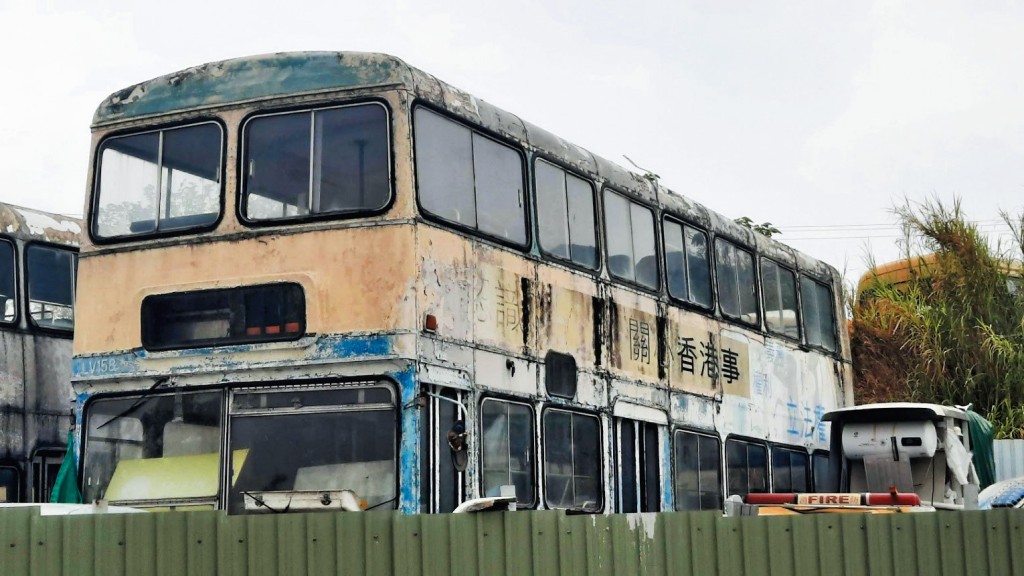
[31,449,64,503]
[228,385,397,513]
[481,398,535,507]
[0,466,20,502]
[674,429,722,511]
[725,438,768,497]
[771,446,809,492]
[83,390,223,504]
[812,450,833,491]
[543,409,601,511]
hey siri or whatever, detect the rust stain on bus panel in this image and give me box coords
[471,244,535,353]
[607,287,659,383]
[535,265,597,367]
[75,225,415,355]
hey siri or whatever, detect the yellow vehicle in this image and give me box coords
[71,52,853,515]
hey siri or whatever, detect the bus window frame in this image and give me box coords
[713,236,761,329]
[811,449,833,491]
[615,417,663,513]
[540,405,604,513]
[661,214,714,312]
[237,99,396,227]
[22,240,77,337]
[89,117,227,245]
[724,435,770,498]
[531,155,601,274]
[799,273,840,355]
[769,443,810,493]
[602,187,661,294]
[0,236,18,328]
[0,462,22,503]
[478,394,537,509]
[759,257,801,343]
[411,102,532,252]
[672,426,723,512]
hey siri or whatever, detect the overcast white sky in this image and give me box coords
[2,0,1022,283]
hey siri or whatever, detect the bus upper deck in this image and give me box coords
[73,52,852,514]
[0,201,79,503]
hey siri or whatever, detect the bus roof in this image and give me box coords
[92,51,840,284]
[823,402,967,423]
[0,201,81,246]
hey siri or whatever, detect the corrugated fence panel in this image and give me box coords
[994,439,1024,481]
[0,508,1022,575]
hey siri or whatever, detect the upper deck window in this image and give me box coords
[663,219,712,308]
[26,244,76,332]
[715,239,758,326]
[604,191,658,290]
[242,103,391,221]
[535,160,598,269]
[94,122,221,239]
[800,276,837,352]
[0,239,15,324]
[414,107,527,246]
[761,259,799,339]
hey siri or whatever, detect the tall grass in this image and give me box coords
[852,199,1024,438]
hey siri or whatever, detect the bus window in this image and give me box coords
[761,259,799,340]
[812,450,834,491]
[83,390,223,505]
[414,108,527,245]
[0,239,14,324]
[421,387,465,513]
[0,465,20,503]
[616,419,660,513]
[663,219,712,309]
[480,398,535,507]
[604,190,658,290]
[26,244,75,331]
[770,445,809,493]
[243,104,390,221]
[31,449,64,503]
[725,438,768,497]
[800,276,837,352]
[673,429,721,511]
[715,239,758,326]
[95,122,221,238]
[543,409,601,511]
[228,385,397,513]
[535,160,598,269]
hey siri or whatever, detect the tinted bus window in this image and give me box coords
[674,430,721,511]
[243,104,391,221]
[0,466,19,502]
[543,409,601,511]
[414,108,526,245]
[770,446,809,492]
[664,220,712,308]
[605,190,657,289]
[715,239,758,325]
[0,239,14,324]
[761,259,799,339]
[536,160,598,269]
[95,123,221,238]
[481,399,535,507]
[801,276,837,352]
[725,439,768,497]
[26,245,75,331]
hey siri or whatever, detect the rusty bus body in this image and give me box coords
[0,201,79,503]
[72,52,852,514]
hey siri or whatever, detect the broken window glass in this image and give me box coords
[26,244,76,331]
[95,122,221,238]
[244,104,391,220]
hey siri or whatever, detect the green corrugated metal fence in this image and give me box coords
[0,508,1021,575]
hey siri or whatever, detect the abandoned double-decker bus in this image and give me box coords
[72,52,852,514]
[0,201,79,503]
